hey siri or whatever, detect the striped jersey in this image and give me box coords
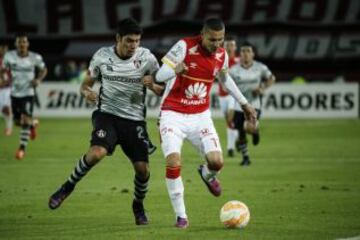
[228,60,272,110]
[161,36,227,114]
[2,50,45,97]
[88,46,159,121]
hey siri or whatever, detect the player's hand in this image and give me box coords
[83,88,97,104]
[175,62,188,75]
[241,103,257,131]
[143,75,154,89]
[31,78,41,87]
[252,87,265,97]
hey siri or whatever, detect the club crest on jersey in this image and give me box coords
[96,129,106,138]
[185,82,207,99]
[133,60,142,69]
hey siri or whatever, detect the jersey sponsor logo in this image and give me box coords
[102,74,141,83]
[96,129,106,138]
[182,82,207,105]
[188,45,199,55]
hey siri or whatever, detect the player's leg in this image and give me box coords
[119,121,151,225]
[29,93,40,140]
[14,97,34,159]
[220,96,237,157]
[252,109,261,146]
[234,111,250,166]
[48,111,117,209]
[159,111,188,228]
[189,113,223,196]
[0,88,13,136]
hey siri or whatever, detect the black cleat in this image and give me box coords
[252,132,260,146]
[227,149,234,157]
[240,156,251,166]
[132,200,149,225]
[48,182,75,210]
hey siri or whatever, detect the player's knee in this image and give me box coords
[207,152,223,171]
[166,152,181,168]
[87,146,107,163]
[134,162,149,180]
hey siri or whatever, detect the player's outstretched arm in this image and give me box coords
[80,73,97,104]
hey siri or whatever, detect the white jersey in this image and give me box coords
[2,50,45,97]
[89,46,159,121]
[228,61,272,111]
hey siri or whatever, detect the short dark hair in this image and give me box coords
[15,32,28,39]
[240,41,254,49]
[117,18,143,37]
[225,35,236,42]
[203,18,225,31]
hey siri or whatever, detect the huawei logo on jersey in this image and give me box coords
[185,82,207,99]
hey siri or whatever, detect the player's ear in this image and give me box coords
[116,34,122,42]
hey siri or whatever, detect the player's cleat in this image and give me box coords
[132,200,149,225]
[240,156,251,166]
[175,216,189,229]
[227,149,234,157]
[4,128,12,136]
[197,165,222,197]
[48,183,75,210]
[15,149,25,160]
[30,119,39,140]
[252,132,260,146]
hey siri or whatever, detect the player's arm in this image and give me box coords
[32,67,48,87]
[218,70,257,125]
[155,40,187,82]
[143,73,165,96]
[80,72,97,103]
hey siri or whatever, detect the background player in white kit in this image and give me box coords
[148,18,257,228]
[48,18,164,226]
[0,34,47,159]
[0,43,13,136]
[217,36,239,157]
[228,42,275,165]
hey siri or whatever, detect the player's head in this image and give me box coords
[116,18,143,58]
[239,41,255,64]
[0,42,8,58]
[15,33,30,55]
[224,36,237,58]
[201,18,225,54]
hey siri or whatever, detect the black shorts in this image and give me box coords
[11,96,34,121]
[234,109,261,132]
[90,110,149,162]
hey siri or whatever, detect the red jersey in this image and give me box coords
[161,36,227,114]
[217,55,240,97]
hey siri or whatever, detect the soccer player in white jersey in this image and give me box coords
[144,18,257,228]
[217,36,240,157]
[0,34,47,159]
[0,43,13,136]
[228,42,275,166]
[48,18,164,226]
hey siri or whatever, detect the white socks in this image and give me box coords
[227,128,238,150]
[166,177,187,219]
[201,164,217,181]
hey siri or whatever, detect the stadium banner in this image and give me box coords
[34,82,359,118]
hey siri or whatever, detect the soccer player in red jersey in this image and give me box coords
[144,18,257,228]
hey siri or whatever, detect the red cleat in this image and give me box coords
[15,149,25,160]
[30,119,39,140]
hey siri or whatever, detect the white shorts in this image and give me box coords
[0,87,11,110]
[159,110,222,157]
[218,95,233,116]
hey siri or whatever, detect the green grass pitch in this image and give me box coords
[1,118,360,240]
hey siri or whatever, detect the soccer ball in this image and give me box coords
[220,200,250,228]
